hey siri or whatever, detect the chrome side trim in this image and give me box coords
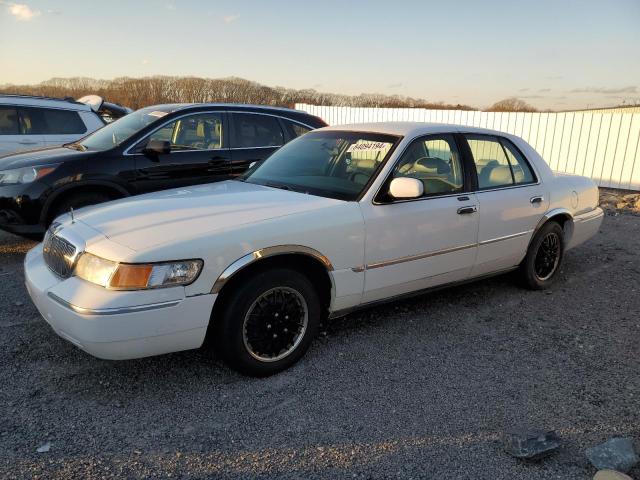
[47,292,181,316]
[355,243,476,272]
[211,245,334,294]
[478,230,532,246]
[574,207,604,222]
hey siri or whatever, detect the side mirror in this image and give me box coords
[389,177,424,199]
[144,139,171,155]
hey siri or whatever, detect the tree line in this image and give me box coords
[0,76,538,112]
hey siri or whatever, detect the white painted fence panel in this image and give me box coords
[296,104,640,190]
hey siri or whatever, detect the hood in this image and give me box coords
[0,146,91,169]
[75,180,344,251]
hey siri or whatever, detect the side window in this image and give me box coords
[501,139,536,184]
[233,113,284,148]
[282,119,311,139]
[466,134,536,189]
[143,112,224,151]
[0,107,19,135]
[20,108,87,135]
[391,134,464,197]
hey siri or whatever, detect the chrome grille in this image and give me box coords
[43,231,77,278]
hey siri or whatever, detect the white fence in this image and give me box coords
[296,104,640,191]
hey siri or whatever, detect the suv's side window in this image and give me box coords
[282,119,311,139]
[465,134,536,189]
[0,107,20,135]
[19,107,87,135]
[391,134,464,197]
[141,112,224,151]
[232,113,284,148]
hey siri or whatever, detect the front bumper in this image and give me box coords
[24,244,216,360]
[0,182,48,235]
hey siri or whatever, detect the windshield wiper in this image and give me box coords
[264,182,308,194]
[64,142,87,152]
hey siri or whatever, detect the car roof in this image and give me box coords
[321,122,511,138]
[0,94,92,111]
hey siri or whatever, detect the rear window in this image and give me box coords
[232,113,284,148]
[20,107,87,135]
[0,107,19,135]
[282,119,312,139]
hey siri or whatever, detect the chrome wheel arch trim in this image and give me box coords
[531,207,574,247]
[211,245,334,295]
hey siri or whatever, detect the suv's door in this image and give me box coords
[0,106,44,155]
[359,134,479,303]
[131,111,231,193]
[461,134,548,276]
[229,112,286,176]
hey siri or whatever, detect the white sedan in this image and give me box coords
[24,123,603,375]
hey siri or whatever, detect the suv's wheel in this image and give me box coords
[214,268,321,376]
[519,221,565,290]
[49,192,112,225]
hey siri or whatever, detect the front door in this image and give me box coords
[359,134,479,303]
[229,112,285,176]
[132,111,231,192]
[461,134,548,276]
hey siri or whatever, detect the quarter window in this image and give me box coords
[142,112,224,151]
[0,107,20,135]
[465,134,535,189]
[390,134,464,197]
[232,113,284,148]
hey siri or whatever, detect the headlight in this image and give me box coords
[0,165,59,185]
[74,252,203,290]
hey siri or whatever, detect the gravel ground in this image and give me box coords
[0,214,638,479]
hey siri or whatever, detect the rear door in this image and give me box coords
[461,133,548,276]
[132,111,231,193]
[0,105,43,155]
[229,112,286,176]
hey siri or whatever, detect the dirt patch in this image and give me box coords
[600,188,640,215]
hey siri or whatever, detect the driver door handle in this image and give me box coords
[457,205,477,215]
[530,196,544,204]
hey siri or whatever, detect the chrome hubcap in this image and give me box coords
[534,232,561,281]
[242,287,308,362]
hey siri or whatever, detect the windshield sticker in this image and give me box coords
[148,111,168,118]
[347,142,388,153]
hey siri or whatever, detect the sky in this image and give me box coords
[0,0,639,110]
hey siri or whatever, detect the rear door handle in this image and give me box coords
[457,206,477,215]
[530,196,544,204]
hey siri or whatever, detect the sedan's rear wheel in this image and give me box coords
[519,221,565,290]
[214,268,320,376]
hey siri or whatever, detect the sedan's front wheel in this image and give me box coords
[519,221,565,290]
[214,268,321,376]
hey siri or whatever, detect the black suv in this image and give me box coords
[0,104,326,236]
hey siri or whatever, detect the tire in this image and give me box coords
[49,192,112,225]
[518,221,565,290]
[213,268,321,376]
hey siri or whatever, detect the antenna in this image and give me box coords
[70,207,75,224]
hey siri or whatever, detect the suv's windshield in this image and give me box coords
[76,105,180,151]
[242,131,400,201]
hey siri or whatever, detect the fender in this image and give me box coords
[529,207,574,247]
[40,180,132,225]
[211,245,334,294]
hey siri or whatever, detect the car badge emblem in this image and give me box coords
[70,207,75,224]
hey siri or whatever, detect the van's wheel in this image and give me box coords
[214,268,320,376]
[519,221,564,290]
[49,192,112,225]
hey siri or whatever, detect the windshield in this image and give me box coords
[77,105,179,151]
[242,131,400,201]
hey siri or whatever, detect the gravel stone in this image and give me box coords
[1,214,640,479]
[593,470,634,480]
[502,429,560,459]
[586,438,639,473]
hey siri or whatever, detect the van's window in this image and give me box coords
[232,113,284,148]
[391,135,464,197]
[0,107,19,135]
[140,113,224,151]
[20,108,87,135]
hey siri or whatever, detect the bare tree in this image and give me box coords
[487,97,537,112]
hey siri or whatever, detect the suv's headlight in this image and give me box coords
[74,252,203,290]
[0,165,59,185]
